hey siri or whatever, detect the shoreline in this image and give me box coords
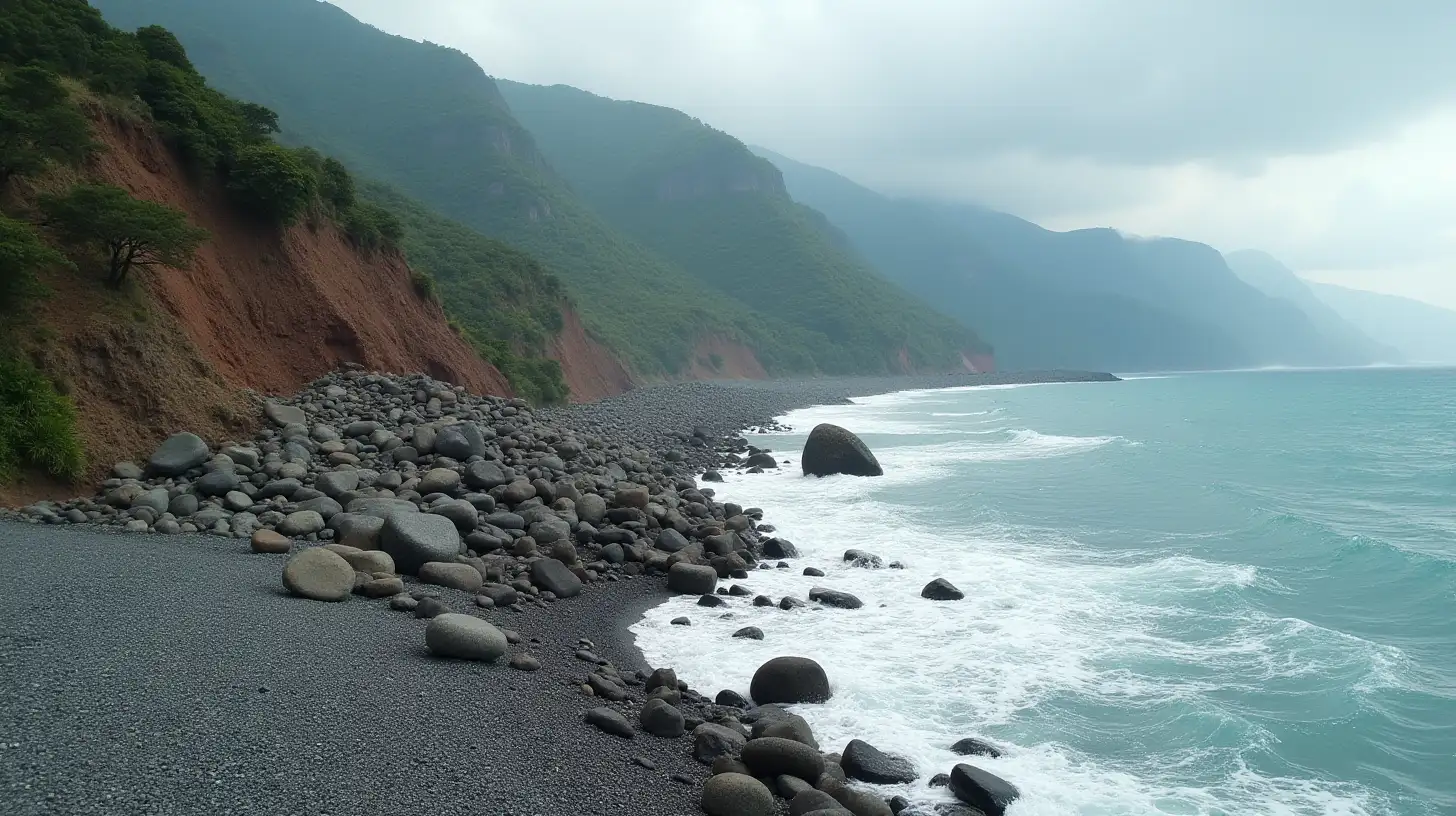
[1,368,1116,815]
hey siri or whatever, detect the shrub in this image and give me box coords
[39,183,208,287]
[343,201,403,253]
[0,355,85,483]
[0,65,95,186]
[409,268,439,301]
[226,142,316,225]
[319,157,355,211]
[0,214,67,320]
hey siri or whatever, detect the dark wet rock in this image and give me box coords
[741,736,826,781]
[424,613,507,661]
[809,586,863,609]
[671,616,692,626]
[639,698,686,737]
[803,567,825,577]
[950,737,1004,758]
[715,689,750,709]
[733,626,765,640]
[750,656,831,704]
[530,557,583,598]
[584,707,635,739]
[789,788,844,816]
[147,432,210,477]
[698,594,727,607]
[710,756,752,777]
[929,773,951,788]
[779,596,806,610]
[922,578,965,601]
[693,722,748,763]
[380,512,460,574]
[841,739,918,784]
[843,549,884,568]
[762,537,799,558]
[949,764,1019,816]
[801,423,882,478]
[669,562,718,594]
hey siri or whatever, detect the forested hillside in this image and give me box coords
[93,0,984,376]
[497,81,988,373]
[753,147,1388,372]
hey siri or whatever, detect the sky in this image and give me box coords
[330,0,1456,307]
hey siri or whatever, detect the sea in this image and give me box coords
[631,368,1456,815]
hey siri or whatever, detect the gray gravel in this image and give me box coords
[0,523,705,816]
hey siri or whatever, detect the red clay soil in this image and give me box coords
[683,334,768,380]
[87,110,512,399]
[548,307,635,402]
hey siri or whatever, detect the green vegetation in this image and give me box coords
[226,141,316,224]
[0,213,68,319]
[39,183,208,287]
[363,182,568,404]
[0,66,95,186]
[90,0,985,377]
[0,355,86,483]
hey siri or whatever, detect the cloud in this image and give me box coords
[329,0,1456,306]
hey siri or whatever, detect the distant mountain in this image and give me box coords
[495,81,987,374]
[92,0,972,378]
[1307,282,1456,363]
[755,146,1384,372]
[1225,250,1401,363]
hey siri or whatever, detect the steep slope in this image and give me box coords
[1225,250,1400,363]
[756,146,1377,371]
[496,81,988,374]
[92,0,910,378]
[1307,282,1456,363]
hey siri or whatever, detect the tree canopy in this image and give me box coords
[40,183,209,287]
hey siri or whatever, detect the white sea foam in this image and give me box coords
[632,388,1390,815]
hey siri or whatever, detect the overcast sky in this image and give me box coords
[333,0,1456,308]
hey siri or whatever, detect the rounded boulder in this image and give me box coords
[424,613,507,662]
[741,736,826,782]
[801,423,882,478]
[380,511,461,575]
[281,547,354,601]
[750,656,831,705]
[668,562,718,595]
[700,773,776,816]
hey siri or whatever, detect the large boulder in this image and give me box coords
[433,423,484,460]
[530,557,582,598]
[750,656,831,704]
[278,510,326,537]
[463,460,509,490]
[801,423,882,478]
[330,513,385,550]
[949,764,1019,816]
[264,401,305,427]
[380,512,461,574]
[147,432,210,477]
[809,586,863,609]
[841,739,917,784]
[700,773,775,816]
[740,737,825,781]
[668,562,718,595]
[424,613,507,661]
[281,547,353,601]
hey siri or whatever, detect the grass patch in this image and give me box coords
[0,355,86,484]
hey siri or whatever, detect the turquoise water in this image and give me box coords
[635,369,1456,814]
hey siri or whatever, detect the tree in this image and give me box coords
[226,142,316,224]
[0,214,68,318]
[39,184,208,287]
[0,66,94,186]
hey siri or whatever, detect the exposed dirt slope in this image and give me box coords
[88,109,512,398]
[547,307,635,402]
[683,335,768,380]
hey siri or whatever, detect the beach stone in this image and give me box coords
[428,499,479,532]
[741,736,826,781]
[646,667,678,692]
[278,510,326,537]
[778,775,815,800]
[576,493,607,524]
[809,587,863,609]
[315,470,358,499]
[750,656,831,704]
[528,517,572,544]
[755,712,818,748]
[380,512,460,574]
[131,488,170,515]
[762,537,799,558]
[671,616,691,626]
[361,576,404,598]
[711,756,752,776]
[434,423,484,460]
[281,547,354,601]
[698,594,726,607]
[779,596,806,610]
[147,432,210,477]
[657,528,690,553]
[733,626,765,640]
[413,597,448,618]
[509,653,541,671]
[922,578,964,601]
[346,497,419,519]
[250,529,292,553]
[585,706,635,738]
[615,486,649,509]
[803,567,825,577]
[419,561,484,592]
[331,513,385,550]
[424,613,506,661]
[417,468,461,495]
[789,789,845,816]
[801,423,882,478]
[264,401,305,427]
[479,583,518,607]
[588,674,627,701]
[223,491,252,512]
[831,786,893,816]
[296,496,343,519]
[841,739,917,784]
[715,689,751,710]
[639,698,686,737]
[530,557,582,597]
[949,764,1019,816]
[463,459,508,489]
[701,773,775,816]
[929,773,951,788]
[693,722,748,763]
[668,562,718,594]
[950,737,1003,758]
